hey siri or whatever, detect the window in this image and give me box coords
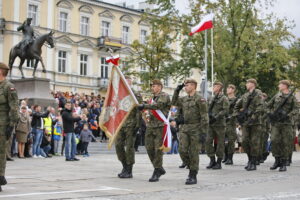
[59,12,68,32]
[58,51,67,73]
[101,57,109,79]
[101,21,110,37]
[26,59,35,68]
[28,4,38,26]
[80,54,88,76]
[140,29,147,44]
[140,64,147,72]
[122,26,129,44]
[80,16,89,36]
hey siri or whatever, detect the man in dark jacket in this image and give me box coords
[61,102,81,161]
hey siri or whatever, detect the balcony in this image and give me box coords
[97,36,122,52]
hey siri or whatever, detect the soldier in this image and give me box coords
[171,78,208,184]
[206,82,229,170]
[0,63,19,192]
[267,80,297,172]
[138,80,170,182]
[115,76,142,178]
[224,84,238,165]
[234,79,264,171]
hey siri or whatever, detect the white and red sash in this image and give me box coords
[149,98,172,152]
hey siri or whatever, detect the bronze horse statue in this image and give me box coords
[9,31,55,78]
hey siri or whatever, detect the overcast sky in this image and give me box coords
[104,0,300,41]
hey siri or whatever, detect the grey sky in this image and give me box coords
[104,0,300,41]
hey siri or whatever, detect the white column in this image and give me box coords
[13,0,20,46]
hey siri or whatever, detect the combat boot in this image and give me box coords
[157,167,166,178]
[222,153,228,163]
[0,185,2,192]
[120,165,133,178]
[185,170,197,185]
[244,154,251,170]
[279,159,287,172]
[179,163,186,168]
[225,154,233,165]
[149,168,159,182]
[118,162,127,178]
[286,155,292,166]
[270,157,280,170]
[212,158,222,170]
[186,170,191,182]
[206,156,216,169]
[0,176,7,185]
[256,156,261,165]
[262,152,269,161]
[247,157,257,171]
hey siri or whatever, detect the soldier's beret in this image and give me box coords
[0,62,9,70]
[213,81,223,87]
[184,78,197,85]
[151,79,163,86]
[247,78,257,85]
[227,84,236,90]
[279,80,291,87]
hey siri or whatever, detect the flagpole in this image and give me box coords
[204,29,208,100]
[211,28,214,95]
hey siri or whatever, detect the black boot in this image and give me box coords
[149,169,159,182]
[179,163,187,168]
[157,167,166,178]
[206,156,216,169]
[247,157,257,171]
[185,170,197,185]
[279,159,287,172]
[185,170,191,182]
[225,154,233,165]
[270,157,280,170]
[118,162,127,178]
[287,155,292,166]
[222,153,228,163]
[262,152,269,161]
[212,158,222,170]
[244,154,251,170]
[256,156,261,165]
[0,176,7,185]
[120,165,133,178]
[0,185,2,192]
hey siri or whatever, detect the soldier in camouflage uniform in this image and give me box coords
[138,80,170,182]
[0,63,19,192]
[224,84,238,165]
[206,82,229,170]
[172,78,208,185]
[234,79,264,171]
[267,80,297,172]
[115,76,142,178]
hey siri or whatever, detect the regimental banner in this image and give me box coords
[99,66,138,148]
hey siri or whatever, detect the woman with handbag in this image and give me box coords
[16,106,31,158]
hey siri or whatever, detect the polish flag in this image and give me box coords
[106,55,120,66]
[189,13,214,36]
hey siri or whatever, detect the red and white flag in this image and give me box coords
[106,55,120,66]
[189,13,214,36]
[99,66,138,148]
[149,99,172,152]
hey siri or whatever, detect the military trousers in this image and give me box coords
[271,124,293,159]
[206,126,225,158]
[115,126,136,165]
[145,126,163,169]
[0,125,7,176]
[178,126,201,171]
[260,128,269,157]
[242,125,262,157]
[225,124,237,155]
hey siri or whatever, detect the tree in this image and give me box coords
[288,38,300,88]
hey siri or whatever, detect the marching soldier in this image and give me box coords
[224,84,238,165]
[234,79,264,171]
[138,80,170,182]
[0,63,19,192]
[267,80,297,172]
[206,82,229,170]
[115,76,143,178]
[171,78,208,184]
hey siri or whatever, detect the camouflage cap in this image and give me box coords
[184,78,197,85]
[213,81,223,87]
[279,80,291,87]
[247,78,257,86]
[151,79,163,86]
[0,62,9,70]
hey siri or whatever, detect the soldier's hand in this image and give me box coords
[5,126,14,140]
[175,83,185,92]
[137,104,145,110]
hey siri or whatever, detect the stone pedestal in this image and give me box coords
[11,78,57,109]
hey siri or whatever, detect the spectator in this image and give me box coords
[53,120,62,156]
[40,131,52,158]
[61,101,81,161]
[79,123,96,157]
[168,120,179,154]
[89,114,99,141]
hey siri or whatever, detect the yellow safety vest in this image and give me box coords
[43,117,52,134]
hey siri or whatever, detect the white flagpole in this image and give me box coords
[204,29,208,99]
[211,28,214,95]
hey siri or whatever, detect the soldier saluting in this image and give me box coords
[171,78,208,185]
[0,63,19,192]
[267,80,297,172]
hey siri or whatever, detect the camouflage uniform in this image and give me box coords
[260,101,270,163]
[206,92,229,169]
[267,90,297,171]
[115,90,142,178]
[234,87,264,170]
[0,73,19,190]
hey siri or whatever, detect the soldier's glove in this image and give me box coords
[175,83,185,92]
[5,126,14,140]
[137,104,145,110]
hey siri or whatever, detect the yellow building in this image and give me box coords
[0,0,202,96]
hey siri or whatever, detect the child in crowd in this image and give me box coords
[53,121,62,156]
[79,123,96,157]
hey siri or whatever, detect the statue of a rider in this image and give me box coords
[16,18,35,56]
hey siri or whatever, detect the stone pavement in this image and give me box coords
[1,150,300,200]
